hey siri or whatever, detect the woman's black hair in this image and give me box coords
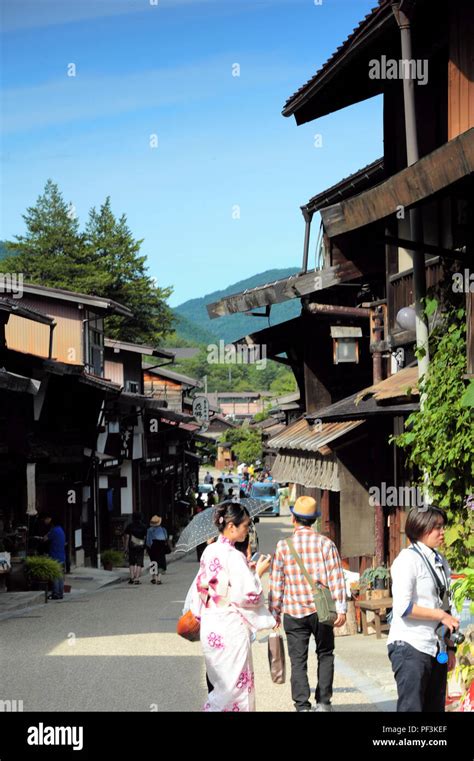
[214,501,248,532]
[405,506,447,543]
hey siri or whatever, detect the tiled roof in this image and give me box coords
[282,1,392,117]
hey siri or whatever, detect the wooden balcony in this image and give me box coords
[388,257,444,341]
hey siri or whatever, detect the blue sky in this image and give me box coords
[1,0,382,306]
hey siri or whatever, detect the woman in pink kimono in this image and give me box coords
[190,502,276,712]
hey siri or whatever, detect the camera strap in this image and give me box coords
[410,544,449,609]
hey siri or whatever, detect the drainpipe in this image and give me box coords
[392,2,430,381]
[372,306,384,384]
[301,207,314,274]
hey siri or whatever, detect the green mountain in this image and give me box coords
[173,267,300,345]
[0,241,16,261]
[172,313,216,346]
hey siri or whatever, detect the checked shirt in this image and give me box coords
[268,526,347,621]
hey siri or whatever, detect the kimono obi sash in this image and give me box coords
[198,574,230,609]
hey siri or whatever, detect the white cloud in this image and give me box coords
[1,0,297,32]
[2,55,303,134]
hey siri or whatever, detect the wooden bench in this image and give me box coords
[355,597,392,639]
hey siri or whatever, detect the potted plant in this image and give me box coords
[101,549,124,571]
[24,556,63,595]
[360,566,390,591]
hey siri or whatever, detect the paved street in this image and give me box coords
[0,513,396,712]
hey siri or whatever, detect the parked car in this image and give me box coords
[249,482,280,516]
[197,483,214,505]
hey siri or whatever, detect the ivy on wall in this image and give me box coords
[394,305,474,570]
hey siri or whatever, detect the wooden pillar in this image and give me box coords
[320,490,331,538]
[302,314,332,414]
[375,504,384,566]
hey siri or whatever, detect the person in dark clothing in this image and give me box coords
[215,479,225,502]
[146,515,169,585]
[124,512,147,585]
[39,514,66,600]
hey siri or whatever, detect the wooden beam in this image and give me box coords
[321,128,474,237]
[207,261,363,319]
[383,236,471,261]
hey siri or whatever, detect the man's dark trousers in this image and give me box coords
[284,612,335,711]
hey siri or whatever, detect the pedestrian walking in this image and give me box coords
[146,515,169,585]
[215,478,225,502]
[268,496,347,712]
[189,501,275,712]
[40,514,66,600]
[203,472,213,484]
[387,506,460,712]
[124,512,147,585]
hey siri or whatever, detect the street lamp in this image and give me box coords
[396,306,416,331]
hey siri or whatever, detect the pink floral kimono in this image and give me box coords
[190,535,275,712]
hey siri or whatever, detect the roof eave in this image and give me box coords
[282,4,395,124]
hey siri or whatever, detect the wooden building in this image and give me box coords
[143,365,201,413]
[206,0,473,569]
[282,0,473,561]
[0,284,203,568]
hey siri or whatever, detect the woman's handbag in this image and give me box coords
[163,540,172,555]
[177,610,201,642]
[286,539,337,626]
[268,632,286,684]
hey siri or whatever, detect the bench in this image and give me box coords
[355,597,392,639]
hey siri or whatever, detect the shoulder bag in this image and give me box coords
[286,538,337,626]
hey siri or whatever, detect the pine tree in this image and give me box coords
[83,197,174,343]
[0,181,174,345]
[0,179,91,287]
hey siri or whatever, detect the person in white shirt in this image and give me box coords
[388,506,460,712]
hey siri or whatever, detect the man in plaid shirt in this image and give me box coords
[268,495,347,712]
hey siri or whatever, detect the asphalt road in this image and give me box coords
[0,513,394,712]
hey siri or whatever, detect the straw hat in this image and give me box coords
[150,515,162,526]
[291,496,319,520]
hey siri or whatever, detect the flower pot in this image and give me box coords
[103,562,113,571]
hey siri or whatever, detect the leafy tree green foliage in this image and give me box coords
[172,346,297,393]
[226,425,262,463]
[394,307,474,569]
[0,181,174,344]
[160,332,202,349]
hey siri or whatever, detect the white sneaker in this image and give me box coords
[314,703,333,712]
